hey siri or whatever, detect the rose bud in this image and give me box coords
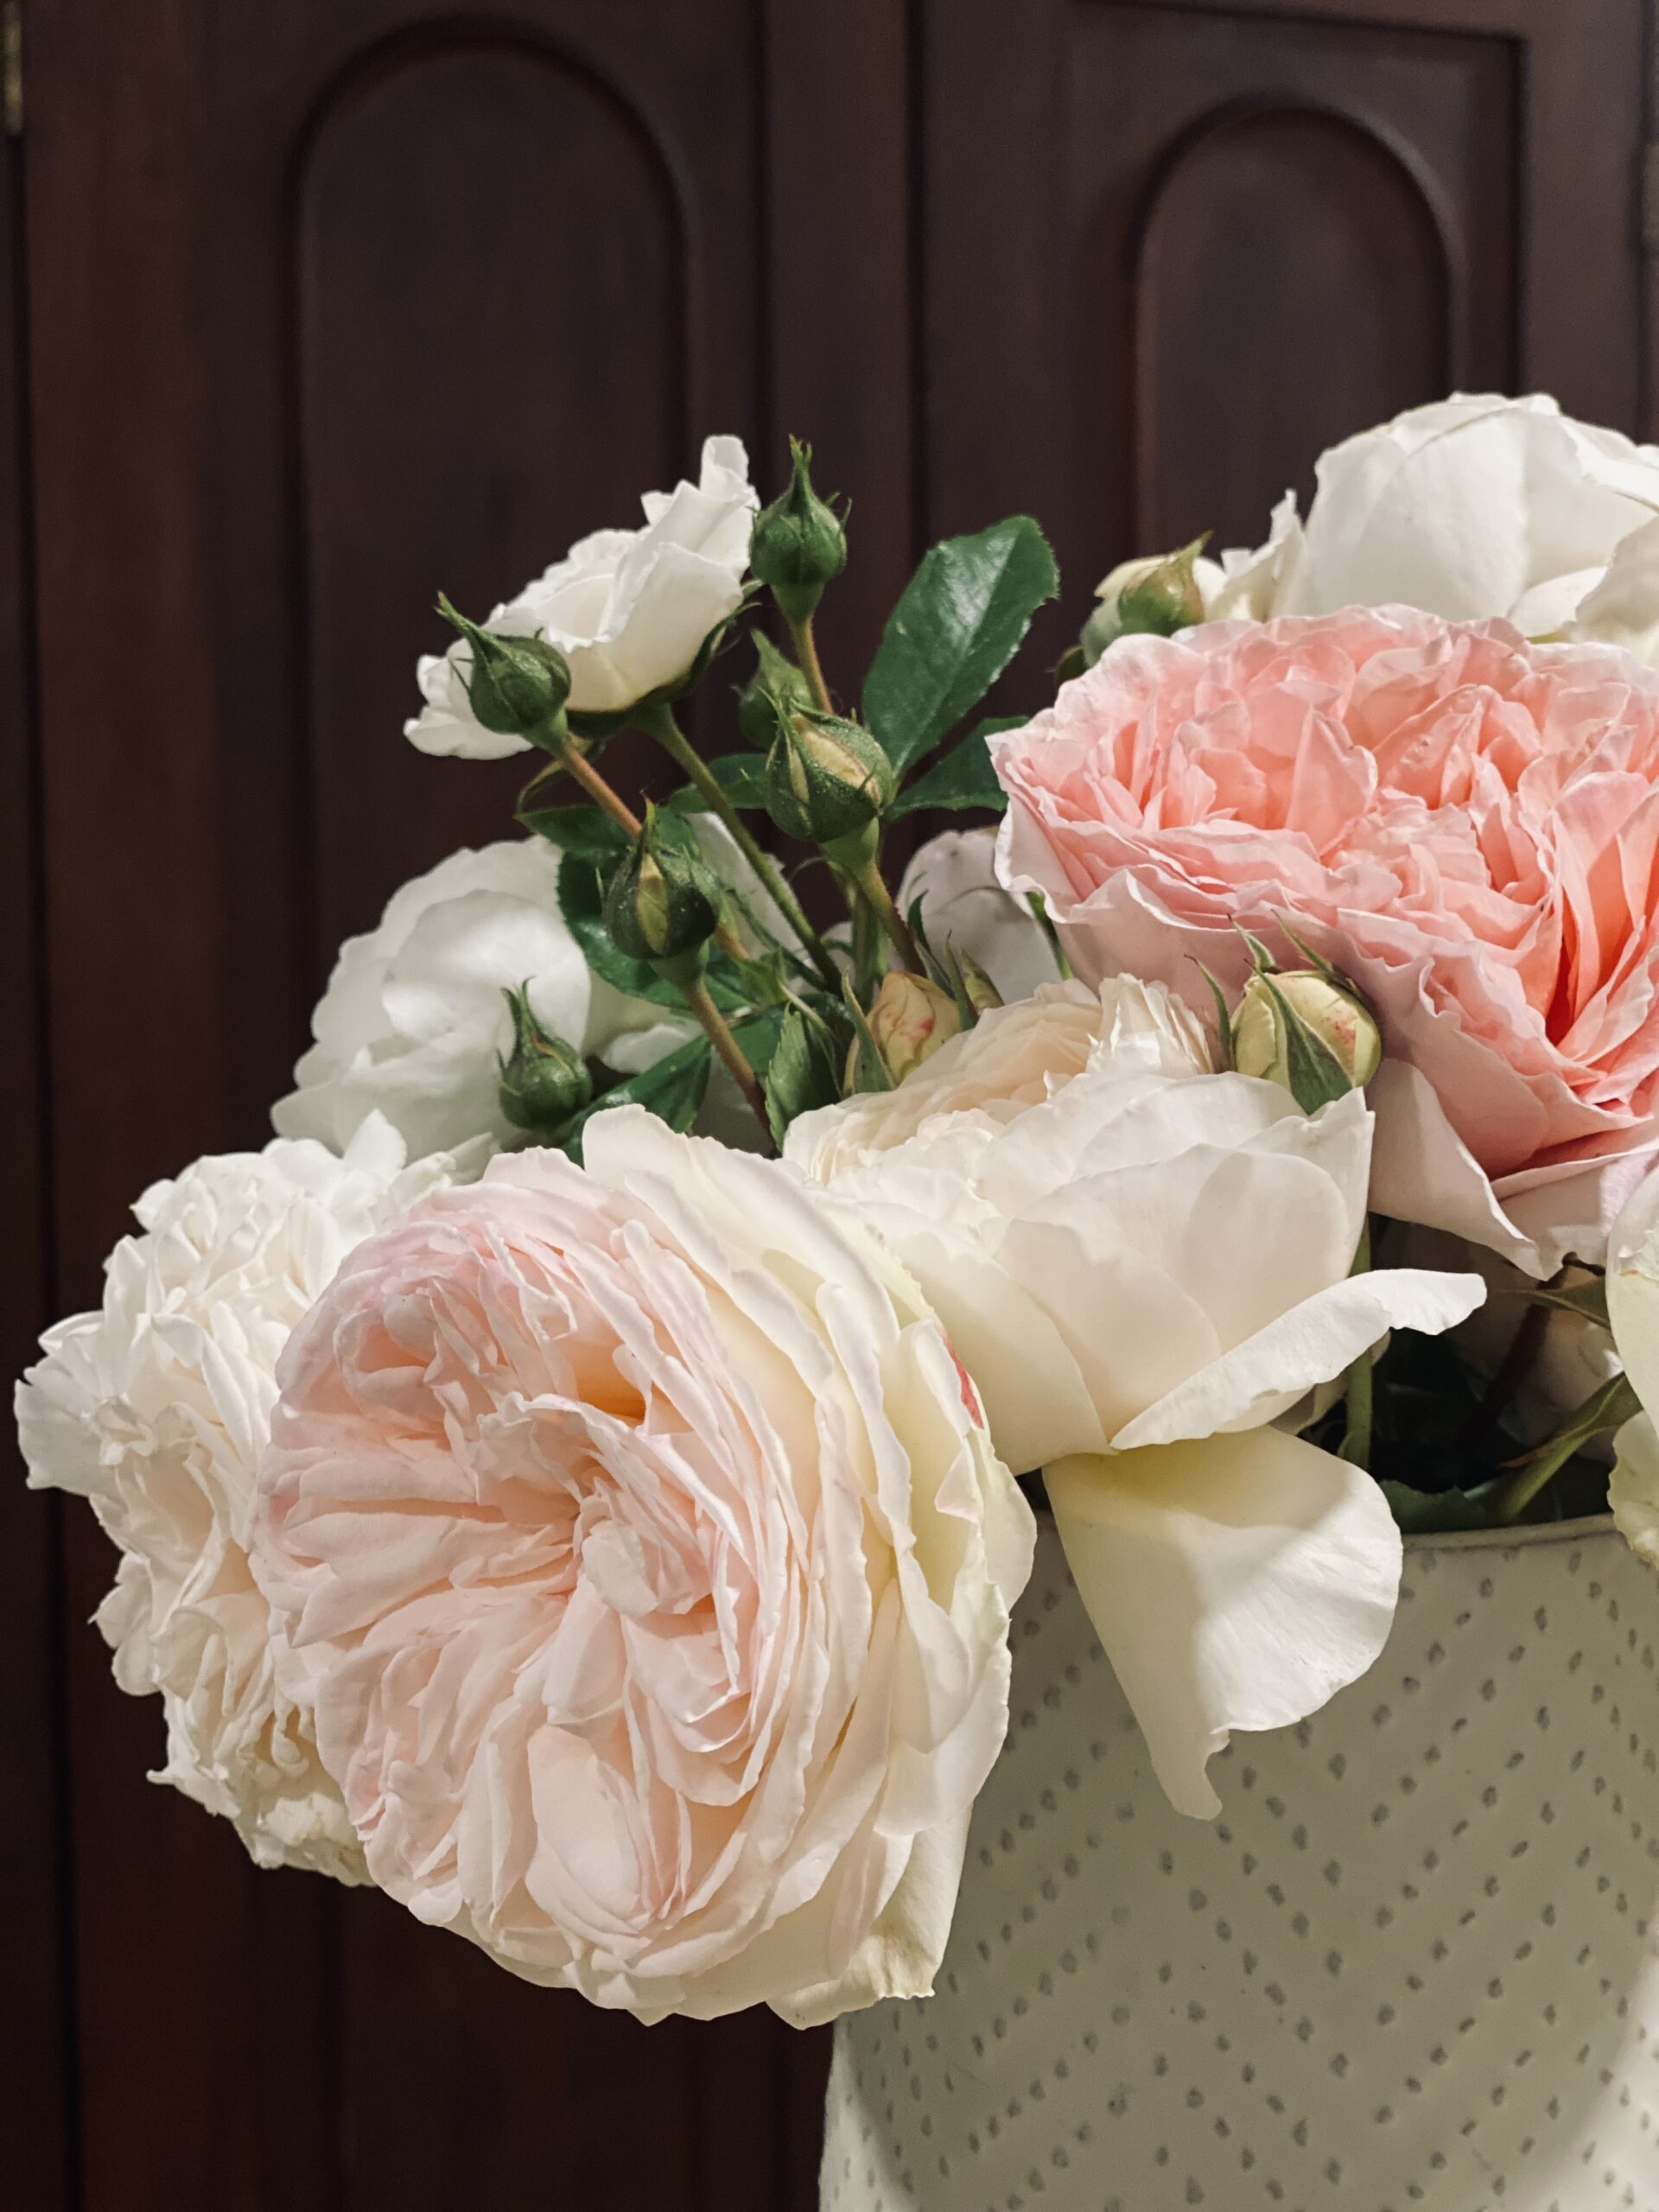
[497,982,594,1138]
[859,969,963,1087]
[765,707,895,849]
[437,594,572,748]
[751,437,849,624]
[603,807,724,975]
[736,631,815,750]
[1232,968,1382,1109]
[1079,538,1217,667]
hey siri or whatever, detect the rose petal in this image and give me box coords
[1046,1428,1403,1818]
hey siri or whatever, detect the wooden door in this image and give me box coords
[7,3,1655,2207]
[922,0,1655,670]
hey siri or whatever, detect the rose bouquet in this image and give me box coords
[20,396,1659,2032]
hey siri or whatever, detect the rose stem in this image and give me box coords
[787,611,834,715]
[1457,1296,1550,1451]
[843,852,922,973]
[636,703,841,990]
[680,975,773,1147]
[524,744,748,965]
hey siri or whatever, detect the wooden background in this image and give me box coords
[4,1,1657,2203]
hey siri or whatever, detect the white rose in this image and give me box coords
[789,982,1484,1817]
[898,829,1062,1007]
[14,1117,461,1877]
[1213,394,1659,644]
[407,435,756,758]
[272,838,673,1158]
[251,1110,1033,2023]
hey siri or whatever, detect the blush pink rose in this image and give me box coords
[250,1109,1031,2025]
[995,607,1659,1274]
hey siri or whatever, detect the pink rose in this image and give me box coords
[995,607,1659,1273]
[251,1109,1031,2024]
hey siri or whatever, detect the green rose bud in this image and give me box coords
[497,983,594,1137]
[1232,968,1382,1110]
[603,808,724,969]
[1079,537,1211,668]
[736,630,815,750]
[750,438,848,625]
[765,709,895,847]
[438,594,572,747]
[852,969,963,1089]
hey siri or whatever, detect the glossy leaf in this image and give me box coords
[518,805,629,862]
[889,715,1023,817]
[559,1036,713,1163]
[864,517,1058,772]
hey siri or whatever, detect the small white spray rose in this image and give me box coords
[14,1117,463,1878]
[407,436,756,758]
[1211,393,1659,638]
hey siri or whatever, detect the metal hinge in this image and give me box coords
[2,2,20,138]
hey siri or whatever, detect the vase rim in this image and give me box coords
[1402,1510,1616,1555]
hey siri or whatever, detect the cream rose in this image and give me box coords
[407,436,756,757]
[250,1110,1033,2024]
[1213,393,1659,640]
[14,1117,461,1877]
[789,982,1484,1816]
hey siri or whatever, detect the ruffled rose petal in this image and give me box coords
[1046,1428,1403,1819]
[1111,1267,1485,1451]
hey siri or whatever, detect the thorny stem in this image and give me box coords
[639,704,840,990]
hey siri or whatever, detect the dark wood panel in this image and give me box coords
[922,0,1642,662]
[0,76,75,2212]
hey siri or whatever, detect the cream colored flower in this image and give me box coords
[14,1117,461,1877]
[791,982,1484,1817]
[1212,393,1659,638]
[251,1110,1033,2024]
[407,436,755,756]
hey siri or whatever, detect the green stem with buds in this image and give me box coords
[637,704,840,990]
[522,741,749,966]
[842,850,920,973]
[787,613,834,715]
[676,969,773,1148]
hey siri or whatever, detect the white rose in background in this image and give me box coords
[898,829,1061,1007]
[251,1112,1033,2024]
[789,982,1485,1818]
[407,436,756,759]
[274,841,607,1157]
[14,1118,461,1878]
[1211,393,1659,645]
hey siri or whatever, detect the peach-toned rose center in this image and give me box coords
[1000,611,1659,1170]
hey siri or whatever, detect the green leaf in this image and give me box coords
[518,805,630,863]
[558,1037,713,1163]
[1381,1475,1508,1535]
[663,753,771,813]
[1498,1275,1611,1330]
[864,517,1058,773]
[889,715,1023,817]
[762,1007,842,1144]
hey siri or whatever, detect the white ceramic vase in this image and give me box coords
[822,1516,1659,2212]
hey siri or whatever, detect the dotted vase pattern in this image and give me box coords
[822,1516,1659,2212]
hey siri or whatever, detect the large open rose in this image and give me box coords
[14,1118,461,1877]
[996,607,1659,1274]
[251,1111,1032,2024]
[1213,393,1659,647]
[788,982,1482,1817]
[407,436,755,755]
